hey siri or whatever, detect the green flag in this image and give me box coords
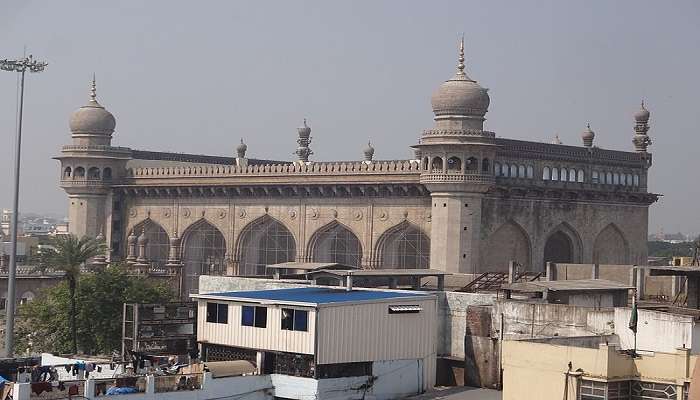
[629,297,638,333]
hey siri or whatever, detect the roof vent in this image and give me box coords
[388,305,422,314]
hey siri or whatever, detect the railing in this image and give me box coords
[420,173,495,184]
[421,128,497,138]
[126,160,422,178]
[61,144,132,153]
[28,380,85,399]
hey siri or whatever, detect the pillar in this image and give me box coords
[429,193,483,273]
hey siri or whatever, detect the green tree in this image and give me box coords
[36,234,107,354]
[16,264,173,355]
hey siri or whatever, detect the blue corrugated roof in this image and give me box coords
[200,287,429,305]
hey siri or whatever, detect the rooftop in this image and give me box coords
[503,279,634,293]
[265,262,359,271]
[307,268,450,277]
[192,287,431,306]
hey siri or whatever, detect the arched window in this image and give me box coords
[560,168,568,182]
[626,174,633,186]
[87,167,100,180]
[466,157,478,172]
[431,157,443,171]
[447,156,462,171]
[377,223,430,269]
[518,165,526,178]
[494,162,502,176]
[63,167,72,179]
[568,169,576,182]
[131,219,170,268]
[543,167,551,180]
[310,223,362,267]
[182,220,226,295]
[552,167,559,181]
[592,171,599,183]
[577,170,584,183]
[482,158,490,173]
[74,167,85,178]
[103,167,112,180]
[526,165,534,179]
[237,216,296,277]
[509,164,518,178]
[422,157,429,170]
[633,174,640,186]
[606,172,613,185]
[502,163,509,177]
[613,173,620,185]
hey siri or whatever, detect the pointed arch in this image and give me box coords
[482,220,532,272]
[374,221,430,269]
[236,215,296,276]
[307,221,363,267]
[593,223,630,264]
[130,218,170,268]
[543,222,583,266]
[181,219,227,295]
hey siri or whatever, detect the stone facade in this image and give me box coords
[55,43,658,295]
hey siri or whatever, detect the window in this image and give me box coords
[526,165,534,179]
[510,164,518,178]
[518,165,526,178]
[552,167,559,181]
[543,166,551,180]
[560,168,568,181]
[606,172,613,185]
[626,174,632,186]
[494,162,501,176]
[613,173,620,185]
[241,305,267,328]
[577,170,584,183]
[388,305,422,313]
[580,380,631,400]
[281,308,308,331]
[206,302,228,324]
[482,158,490,173]
[501,163,509,177]
[447,156,461,171]
[592,171,599,183]
[633,174,640,186]
[317,362,372,379]
[569,169,576,182]
[631,381,677,399]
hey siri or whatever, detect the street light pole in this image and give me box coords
[0,55,47,357]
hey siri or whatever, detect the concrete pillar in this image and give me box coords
[412,276,421,290]
[428,194,483,273]
[545,262,555,281]
[146,374,155,394]
[508,261,516,284]
[635,267,645,300]
[687,276,700,309]
[84,378,96,399]
[12,383,30,400]
[592,264,600,279]
[437,275,445,291]
[346,275,353,291]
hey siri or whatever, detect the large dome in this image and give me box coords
[430,40,490,119]
[69,79,116,135]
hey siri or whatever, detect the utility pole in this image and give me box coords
[0,55,47,357]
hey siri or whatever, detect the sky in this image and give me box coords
[0,1,698,235]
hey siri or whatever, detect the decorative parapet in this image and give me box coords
[125,160,422,178]
[495,138,648,165]
[421,129,497,138]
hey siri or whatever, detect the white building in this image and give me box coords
[192,287,437,399]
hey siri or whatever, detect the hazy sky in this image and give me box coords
[1,1,698,235]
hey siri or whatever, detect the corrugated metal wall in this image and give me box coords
[197,300,316,354]
[315,297,437,365]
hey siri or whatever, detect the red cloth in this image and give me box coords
[31,382,52,395]
[68,384,79,395]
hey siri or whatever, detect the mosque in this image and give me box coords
[56,40,658,295]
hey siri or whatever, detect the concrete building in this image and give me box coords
[55,40,659,297]
[502,338,694,400]
[191,286,437,399]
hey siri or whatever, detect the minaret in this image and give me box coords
[55,76,131,247]
[295,119,313,162]
[633,101,652,152]
[413,37,497,274]
[235,138,248,168]
[363,141,375,162]
[581,124,595,148]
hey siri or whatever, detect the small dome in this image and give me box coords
[431,39,490,119]
[634,101,650,123]
[363,141,375,161]
[69,78,116,135]
[297,119,311,138]
[236,139,248,158]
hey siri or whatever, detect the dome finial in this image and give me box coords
[90,73,97,102]
[457,35,466,76]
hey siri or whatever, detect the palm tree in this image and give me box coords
[38,234,107,354]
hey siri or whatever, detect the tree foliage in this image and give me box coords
[647,241,695,258]
[16,264,174,355]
